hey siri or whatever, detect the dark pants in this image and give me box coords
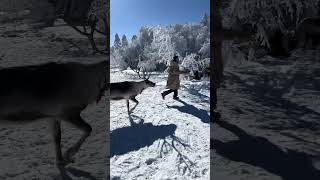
[162,89,178,98]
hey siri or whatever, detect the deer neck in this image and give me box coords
[138,81,147,94]
[90,61,108,103]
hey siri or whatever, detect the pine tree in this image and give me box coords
[121,35,128,47]
[131,35,138,42]
[200,13,209,27]
[114,33,121,49]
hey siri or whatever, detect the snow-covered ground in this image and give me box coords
[110,68,210,179]
[212,50,320,180]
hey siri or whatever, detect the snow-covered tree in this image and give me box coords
[149,26,176,65]
[200,13,209,27]
[199,39,210,59]
[132,35,138,42]
[111,14,210,74]
[121,35,128,47]
[88,0,109,32]
[227,0,319,48]
[195,26,209,52]
[114,33,121,49]
[138,27,154,48]
[211,0,320,121]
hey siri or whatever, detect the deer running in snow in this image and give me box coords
[109,78,156,114]
[0,60,108,168]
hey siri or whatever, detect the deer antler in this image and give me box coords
[146,71,152,80]
[137,67,152,80]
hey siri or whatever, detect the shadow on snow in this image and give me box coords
[166,99,209,124]
[224,68,320,132]
[212,120,320,180]
[55,166,99,180]
[111,115,177,156]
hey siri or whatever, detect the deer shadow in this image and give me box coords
[166,99,209,124]
[111,116,177,156]
[212,120,320,180]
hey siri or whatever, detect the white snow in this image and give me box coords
[110,68,210,179]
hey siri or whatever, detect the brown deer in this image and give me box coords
[0,60,108,168]
[110,78,156,114]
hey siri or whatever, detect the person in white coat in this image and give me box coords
[161,56,189,100]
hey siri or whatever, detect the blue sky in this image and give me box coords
[110,0,210,46]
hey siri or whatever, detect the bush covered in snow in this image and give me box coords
[225,0,319,49]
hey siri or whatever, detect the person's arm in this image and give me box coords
[179,69,190,74]
[169,65,190,75]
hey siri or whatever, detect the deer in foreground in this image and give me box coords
[0,60,108,168]
[110,77,156,114]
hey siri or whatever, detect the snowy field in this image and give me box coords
[110,68,210,179]
[212,50,320,180]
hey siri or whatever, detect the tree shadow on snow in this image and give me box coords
[128,114,144,126]
[56,166,98,180]
[166,99,209,123]
[224,72,320,132]
[181,84,209,104]
[212,120,320,180]
[111,116,177,156]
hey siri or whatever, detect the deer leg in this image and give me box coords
[129,97,139,113]
[63,114,92,163]
[51,119,65,167]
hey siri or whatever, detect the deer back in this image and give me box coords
[0,61,107,116]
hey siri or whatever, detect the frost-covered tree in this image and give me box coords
[0,0,109,54]
[138,27,154,48]
[195,26,209,53]
[131,35,138,42]
[150,26,176,64]
[121,35,128,47]
[226,0,319,48]
[111,14,210,75]
[88,0,109,34]
[215,0,320,77]
[114,33,121,49]
[115,37,142,70]
[200,13,209,27]
[84,0,109,54]
[211,0,319,121]
[199,39,210,59]
[137,47,157,78]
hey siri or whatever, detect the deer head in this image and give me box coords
[143,79,156,87]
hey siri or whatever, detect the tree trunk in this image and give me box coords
[211,0,223,122]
